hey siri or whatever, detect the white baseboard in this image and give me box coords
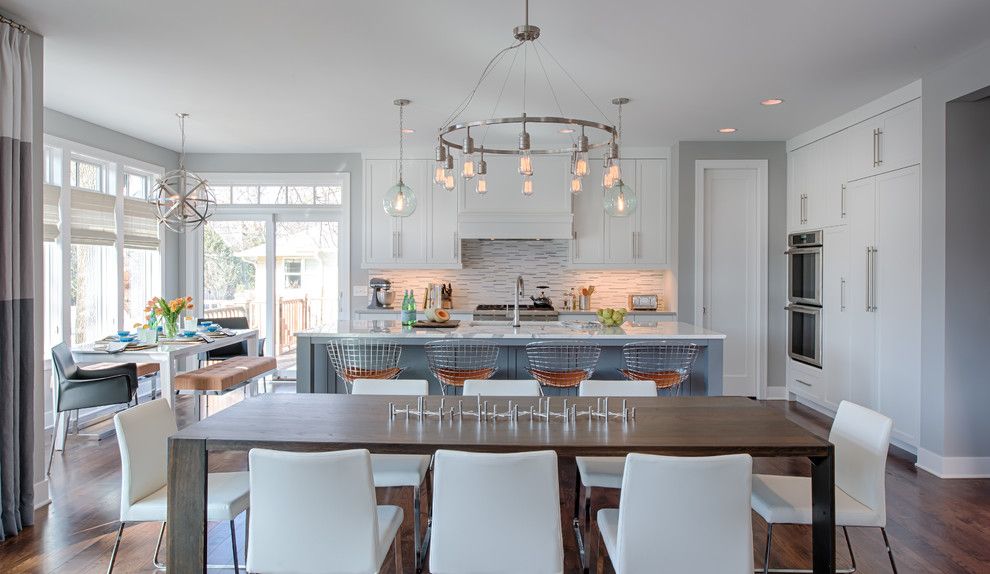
[764,386,788,400]
[916,448,990,479]
[34,478,51,509]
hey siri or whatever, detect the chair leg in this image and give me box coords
[880,527,898,574]
[47,411,64,477]
[393,532,404,573]
[842,526,856,572]
[106,522,125,574]
[763,523,774,574]
[413,485,421,570]
[244,509,250,564]
[229,519,239,573]
[594,520,605,574]
[584,486,592,531]
[153,522,166,569]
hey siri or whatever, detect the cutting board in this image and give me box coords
[412,320,460,329]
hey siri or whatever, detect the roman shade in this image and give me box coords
[122,197,160,249]
[43,183,59,242]
[69,188,116,246]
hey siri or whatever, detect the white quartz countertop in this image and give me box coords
[297,320,724,340]
[352,308,676,315]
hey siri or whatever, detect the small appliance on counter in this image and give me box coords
[628,294,660,311]
[368,277,395,309]
[530,285,553,309]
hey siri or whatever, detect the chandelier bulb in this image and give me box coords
[476,175,488,195]
[522,175,534,196]
[463,157,476,179]
[570,176,583,194]
[444,173,456,191]
[434,165,446,185]
[519,152,533,176]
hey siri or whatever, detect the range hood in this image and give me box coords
[457,211,573,240]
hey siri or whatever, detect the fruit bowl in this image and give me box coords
[596,307,628,328]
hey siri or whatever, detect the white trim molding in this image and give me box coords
[693,159,769,399]
[765,386,789,400]
[34,478,51,509]
[916,448,990,479]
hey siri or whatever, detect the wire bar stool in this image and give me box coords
[326,338,404,393]
[619,341,700,396]
[525,341,601,393]
[424,340,500,395]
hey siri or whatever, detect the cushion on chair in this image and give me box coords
[174,356,277,392]
[576,456,627,489]
[433,367,496,388]
[750,474,884,527]
[83,362,160,378]
[121,471,250,523]
[619,369,683,389]
[370,454,431,488]
[342,366,403,382]
[528,368,587,388]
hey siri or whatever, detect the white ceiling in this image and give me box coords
[4,0,990,153]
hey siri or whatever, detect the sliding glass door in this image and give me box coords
[202,219,268,337]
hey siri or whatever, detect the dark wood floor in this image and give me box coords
[2,395,988,573]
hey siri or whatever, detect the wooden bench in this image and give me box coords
[174,356,277,419]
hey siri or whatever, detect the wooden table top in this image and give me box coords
[171,394,831,458]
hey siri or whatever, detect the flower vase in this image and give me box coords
[162,317,179,339]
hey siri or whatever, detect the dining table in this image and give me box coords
[166,394,836,573]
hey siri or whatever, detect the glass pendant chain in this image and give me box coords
[177,112,188,170]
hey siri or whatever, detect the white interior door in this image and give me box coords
[697,162,767,397]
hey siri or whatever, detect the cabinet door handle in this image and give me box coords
[873,128,880,167]
[572,230,579,259]
[865,247,872,312]
[870,247,878,311]
[876,129,883,166]
[840,277,846,311]
[840,184,847,218]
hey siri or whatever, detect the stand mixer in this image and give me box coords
[368,278,395,309]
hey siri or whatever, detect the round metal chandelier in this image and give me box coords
[152,113,216,232]
[434,0,636,215]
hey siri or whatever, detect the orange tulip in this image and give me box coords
[186,296,193,302]
[187,303,195,310]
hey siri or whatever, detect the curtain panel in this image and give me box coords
[0,21,35,540]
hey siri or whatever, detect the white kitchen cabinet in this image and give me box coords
[570,158,671,268]
[362,158,460,269]
[814,166,921,447]
[787,139,825,231]
[845,99,921,182]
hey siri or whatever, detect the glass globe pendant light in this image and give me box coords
[383,99,417,217]
[476,152,488,195]
[604,178,637,217]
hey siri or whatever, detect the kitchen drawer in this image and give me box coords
[786,360,825,402]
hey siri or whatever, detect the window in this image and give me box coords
[201,183,343,206]
[70,157,106,193]
[44,136,164,346]
[284,259,303,289]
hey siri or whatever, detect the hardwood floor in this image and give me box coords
[2,395,988,573]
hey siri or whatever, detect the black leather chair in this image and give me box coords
[48,342,139,476]
[198,316,265,362]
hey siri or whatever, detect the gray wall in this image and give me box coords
[943,95,990,457]
[675,141,788,389]
[182,153,365,307]
[919,39,990,463]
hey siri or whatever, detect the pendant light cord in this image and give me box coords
[398,103,404,183]
[177,113,188,169]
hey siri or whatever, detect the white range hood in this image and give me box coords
[457,212,572,240]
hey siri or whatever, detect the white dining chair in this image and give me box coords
[461,379,542,396]
[109,398,249,573]
[751,400,897,573]
[247,448,403,574]
[594,453,754,573]
[351,378,432,569]
[429,450,563,574]
[572,379,657,564]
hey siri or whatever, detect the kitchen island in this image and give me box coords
[296,320,727,396]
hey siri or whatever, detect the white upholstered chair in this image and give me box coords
[429,450,563,574]
[461,379,542,396]
[594,453,754,574]
[247,448,403,574]
[351,378,432,569]
[572,379,657,559]
[751,400,897,573]
[109,398,249,573]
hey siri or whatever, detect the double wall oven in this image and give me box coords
[786,231,823,367]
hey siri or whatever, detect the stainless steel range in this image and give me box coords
[473,304,558,322]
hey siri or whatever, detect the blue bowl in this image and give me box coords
[117,330,131,337]
[200,321,213,327]
[118,335,136,343]
[206,325,220,332]
[181,329,198,337]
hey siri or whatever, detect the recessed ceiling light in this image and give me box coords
[761,98,784,106]
[718,127,737,134]
[559,128,575,134]
[401,128,415,134]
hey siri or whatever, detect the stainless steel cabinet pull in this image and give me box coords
[872,128,878,167]
[840,184,847,218]
[876,129,883,166]
[840,277,847,311]
[865,247,872,312]
[870,247,878,311]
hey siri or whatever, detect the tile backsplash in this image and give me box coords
[368,239,671,310]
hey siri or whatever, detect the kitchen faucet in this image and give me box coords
[513,275,524,327]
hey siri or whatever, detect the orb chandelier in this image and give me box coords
[435,0,632,214]
[152,113,216,232]
[383,99,417,217]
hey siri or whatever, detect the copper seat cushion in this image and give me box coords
[620,369,684,389]
[340,366,403,383]
[174,356,277,392]
[82,362,160,378]
[528,368,588,389]
[432,367,496,388]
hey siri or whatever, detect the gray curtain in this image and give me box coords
[0,21,35,540]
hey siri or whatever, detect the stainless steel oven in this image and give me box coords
[787,304,822,368]
[787,230,823,307]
